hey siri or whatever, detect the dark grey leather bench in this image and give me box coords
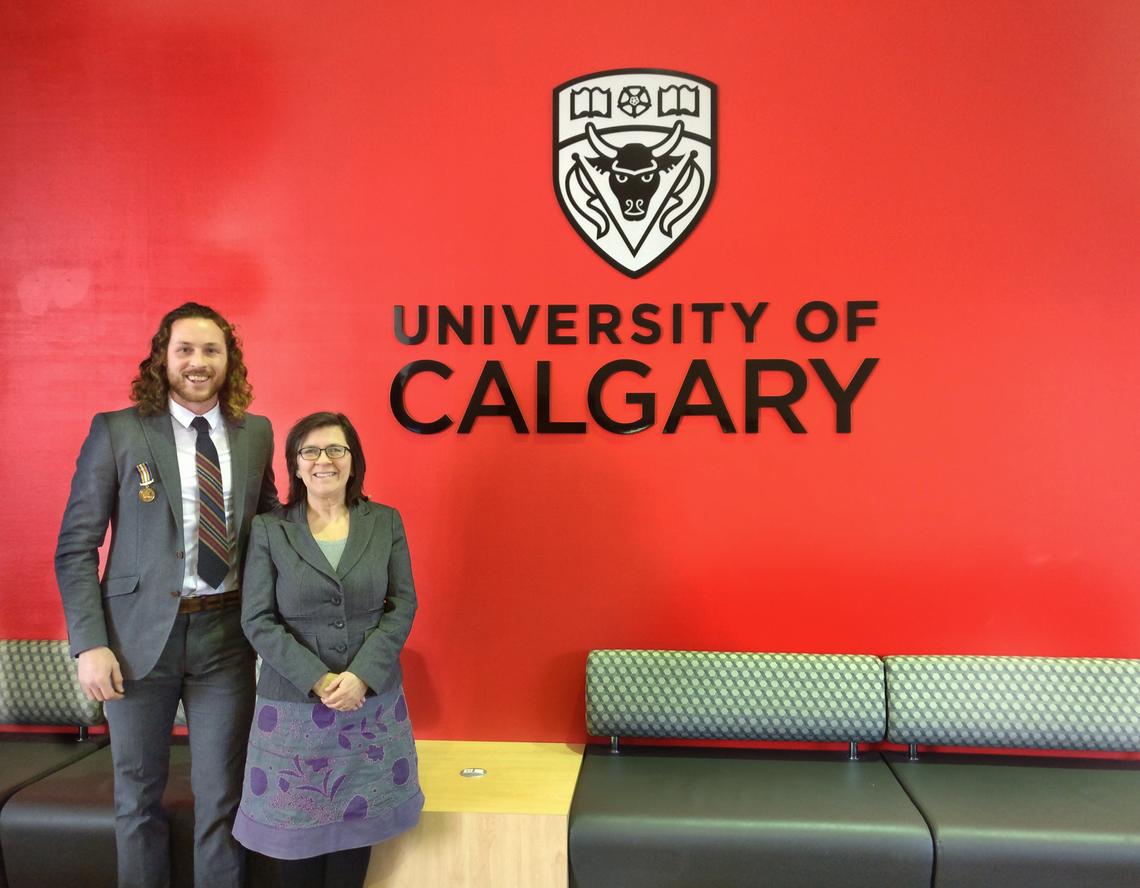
[569,650,933,888]
[570,650,1140,888]
[0,642,279,888]
[884,655,1140,888]
[2,742,194,888]
[0,640,108,888]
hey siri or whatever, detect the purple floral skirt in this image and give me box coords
[232,686,423,859]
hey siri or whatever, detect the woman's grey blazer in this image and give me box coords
[241,500,417,703]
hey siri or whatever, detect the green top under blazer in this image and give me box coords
[241,500,417,703]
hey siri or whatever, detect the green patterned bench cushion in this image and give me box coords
[586,650,886,742]
[885,655,1140,751]
[0,640,104,727]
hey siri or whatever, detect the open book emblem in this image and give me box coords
[554,69,717,277]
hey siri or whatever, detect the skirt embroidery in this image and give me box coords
[234,686,422,857]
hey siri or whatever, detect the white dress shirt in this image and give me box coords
[169,398,236,595]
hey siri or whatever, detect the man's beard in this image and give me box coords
[168,371,224,405]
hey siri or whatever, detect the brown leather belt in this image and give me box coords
[178,589,241,615]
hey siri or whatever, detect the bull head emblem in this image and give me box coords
[554,70,717,277]
[584,122,685,221]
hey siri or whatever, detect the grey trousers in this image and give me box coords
[104,607,255,888]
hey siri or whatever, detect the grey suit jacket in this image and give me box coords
[241,501,417,703]
[55,406,277,680]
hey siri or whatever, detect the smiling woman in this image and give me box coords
[283,413,368,512]
[296,428,352,522]
[233,411,422,888]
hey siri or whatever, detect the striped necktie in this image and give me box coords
[190,416,230,589]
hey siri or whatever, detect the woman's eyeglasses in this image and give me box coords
[297,445,351,461]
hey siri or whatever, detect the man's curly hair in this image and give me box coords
[130,302,254,420]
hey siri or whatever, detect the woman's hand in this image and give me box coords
[320,671,368,711]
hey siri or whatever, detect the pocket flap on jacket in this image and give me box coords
[102,575,140,598]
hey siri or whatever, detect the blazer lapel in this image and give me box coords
[139,411,183,530]
[281,505,340,584]
[227,416,249,538]
[336,502,377,580]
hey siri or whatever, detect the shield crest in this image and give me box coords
[554,69,717,278]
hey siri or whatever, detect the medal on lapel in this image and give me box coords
[136,462,157,503]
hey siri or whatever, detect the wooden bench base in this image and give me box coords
[367,740,584,888]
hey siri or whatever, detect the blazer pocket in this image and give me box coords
[101,576,140,598]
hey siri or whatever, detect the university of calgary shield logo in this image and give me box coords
[554,69,717,278]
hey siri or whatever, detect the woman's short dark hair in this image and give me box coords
[284,412,369,508]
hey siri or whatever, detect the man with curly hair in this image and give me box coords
[56,302,278,888]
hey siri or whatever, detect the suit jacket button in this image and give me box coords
[170,590,180,598]
[334,619,345,629]
[336,643,346,653]
[176,550,184,559]
[331,596,343,606]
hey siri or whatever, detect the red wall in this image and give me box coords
[2,1,1138,741]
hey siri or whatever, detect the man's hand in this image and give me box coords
[77,646,124,701]
[320,671,367,712]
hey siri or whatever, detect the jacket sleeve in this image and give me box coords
[255,419,280,515]
[348,508,418,693]
[55,414,116,657]
[241,516,329,697]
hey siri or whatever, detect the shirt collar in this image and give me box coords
[168,398,224,431]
